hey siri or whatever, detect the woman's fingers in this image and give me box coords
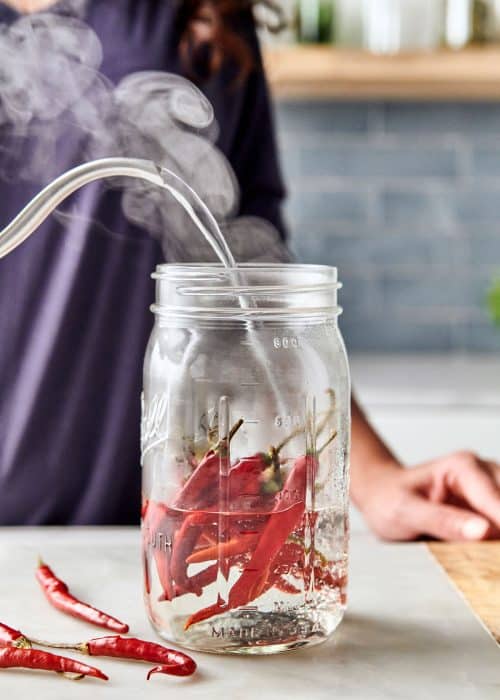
[441,453,500,530]
[489,461,500,489]
[403,495,491,542]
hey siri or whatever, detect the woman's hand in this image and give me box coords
[358,452,500,542]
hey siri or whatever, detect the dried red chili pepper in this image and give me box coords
[272,575,301,595]
[228,451,275,498]
[0,623,31,649]
[170,511,208,592]
[186,531,260,565]
[173,562,219,599]
[147,664,193,679]
[173,419,243,510]
[228,427,308,502]
[170,510,265,594]
[37,636,196,677]
[86,636,195,676]
[143,547,152,596]
[36,560,129,634]
[0,647,108,681]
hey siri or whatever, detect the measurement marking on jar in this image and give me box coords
[274,414,302,428]
[240,382,261,387]
[273,336,300,350]
[245,419,260,425]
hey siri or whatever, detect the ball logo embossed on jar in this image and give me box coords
[140,392,168,463]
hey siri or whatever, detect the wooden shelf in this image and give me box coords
[264,46,500,101]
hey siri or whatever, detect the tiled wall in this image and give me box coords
[275,101,500,353]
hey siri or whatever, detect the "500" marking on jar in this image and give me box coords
[274,414,302,428]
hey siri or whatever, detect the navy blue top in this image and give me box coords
[0,1,286,524]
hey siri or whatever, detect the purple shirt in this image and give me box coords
[0,1,285,524]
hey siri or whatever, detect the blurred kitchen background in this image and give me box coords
[257,0,500,469]
[258,0,500,353]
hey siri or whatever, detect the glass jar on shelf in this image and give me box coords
[335,0,364,48]
[362,0,444,54]
[484,0,500,41]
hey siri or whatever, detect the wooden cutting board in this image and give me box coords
[428,542,500,644]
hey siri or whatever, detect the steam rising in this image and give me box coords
[0,8,290,262]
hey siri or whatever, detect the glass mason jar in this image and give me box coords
[141,264,350,654]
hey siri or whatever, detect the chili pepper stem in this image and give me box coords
[29,639,89,654]
[274,389,336,454]
[14,638,32,649]
[318,430,338,455]
[228,418,244,442]
[315,389,336,437]
[274,424,305,454]
[211,418,244,455]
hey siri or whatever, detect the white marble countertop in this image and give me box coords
[0,528,497,699]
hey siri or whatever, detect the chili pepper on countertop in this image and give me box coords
[36,560,129,634]
[86,636,196,675]
[0,647,108,681]
[36,636,196,677]
[0,623,31,649]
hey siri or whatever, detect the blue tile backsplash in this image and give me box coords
[275,101,500,353]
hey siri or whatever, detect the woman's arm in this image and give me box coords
[351,396,500,541]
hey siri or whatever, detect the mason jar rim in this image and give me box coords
[153,262,339,281]
[151,263,342,322]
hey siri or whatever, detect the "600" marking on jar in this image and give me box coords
[273,336,300,349]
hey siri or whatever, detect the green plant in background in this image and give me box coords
[487,276,500,327]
